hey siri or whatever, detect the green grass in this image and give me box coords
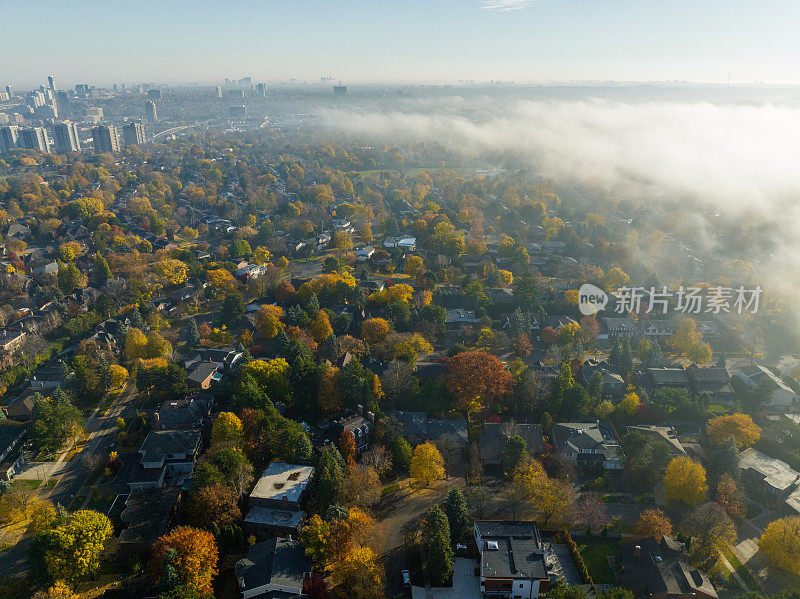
[10,479,40,492]
[577,541,616,584]
[720,545,759,591]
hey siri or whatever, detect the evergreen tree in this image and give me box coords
[314,447,344,511]
[293,434,314,465]
[423,506,453,587]
[644,338,666,368]
[443,488,468,540]
[305,294,320,315]
[391,435,413,475]
[93,254,112,286]
[221,293,245,325]
[275,327,290,355]
[320,334,341,363]
[608,339,621,372]
[129,305,144,330]
[186,318,200,350]
[588,371,604,403]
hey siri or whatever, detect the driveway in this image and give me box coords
[411,558,480,599]
[549,543,581,585]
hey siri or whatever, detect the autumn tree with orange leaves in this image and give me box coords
[444,351,514,415]
[149,526,218,595]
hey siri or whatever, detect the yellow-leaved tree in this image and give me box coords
[706,413,761,448]
[760,516,800,575]
[409,442,445,487]
[663,457,708,507]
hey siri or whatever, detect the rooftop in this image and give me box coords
[250,462,314,504]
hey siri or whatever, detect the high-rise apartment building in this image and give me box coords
[147,89,162,100]
[255,83,267,97]
[18,127,50,152]
[145,100,158,123]
[333,85,347,97]
[215,85,223,98]
[53,121,81,153]
[0,126,19,153]
[122,122,146,146]
[91,124,120,153]
[56,90,71,116]
[4,85,12,98]
[47,75,55,91]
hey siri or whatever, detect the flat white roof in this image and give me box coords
[250,462,314,504]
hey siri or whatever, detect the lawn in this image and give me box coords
[720,545,759,591]
[577,541,617,584]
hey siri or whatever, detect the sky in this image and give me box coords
[2,0,800,87]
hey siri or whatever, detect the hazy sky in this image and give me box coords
[3,0,800,87]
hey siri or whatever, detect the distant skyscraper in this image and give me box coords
[47,75,55,91]
[91,124,120,153]
[147,89,162,100]
[75,84,89,95]
[122,122,146,146]
[0,126,19,153]
[145,100,158,123]
[18,127,50,152]
[53,121,81,153]
[56,90,71,116]
[255,83,267,97]
[5,85,12,98]
[215,85,222,99]
[228,89,245,99]
[333,85,347,97]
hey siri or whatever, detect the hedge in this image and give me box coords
[562,530,599,597]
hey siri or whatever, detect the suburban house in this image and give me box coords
[580,360,626,397]
[473,521,551,599]
[3,391,38,421]
[0,423,26,480]
[643,368,692,393]
[128,429,202,491]
[603,317,638,339]
[550,421,623,470]
[151,395,212,430]
[383,236,416,250]
[327,410,373,454]
[388,410,468,447]
[736,365,799,412]
[236,537,312,598]
[355,246,375,261]
[640,320,675,339]
[445,308,481,337]
[479,423,544,466]
[685,365,734,404]
[618,536,718,599]
[186,361,220,390]
[627,425,687,456]
[738,447,800,513]
[244,462,314,538]
[114,486,181,556]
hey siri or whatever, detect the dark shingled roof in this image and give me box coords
[475,521,547,581]
[118,486,181,546]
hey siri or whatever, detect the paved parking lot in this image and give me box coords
[412,558,480,599]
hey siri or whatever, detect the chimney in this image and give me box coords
[356,404,363,416]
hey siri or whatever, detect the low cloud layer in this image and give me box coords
[479,0,541,11]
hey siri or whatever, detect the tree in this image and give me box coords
[664,457,708,507]
[574,495,610,532]
[301,514,331,564]
[185,318,200,349]
[93,254,112,286]
[150,527,219,595]
[717,474,745,517]
[339,430,357,466]
[315,447,345,511]
[443,487,468,540]
[341,464,381,508]
[512,457,574,526]
[35,582,78,599]
[360,317,391,345]
[707,413,761,448]
[618,391,640,415]
[206,269,237,295]
[309,311,334,344]
[605,267,629,289]
[326,546,383,599]
[633,508,672,540]
[221,293,245,325]
[30,391,83,454]
[410,442,445,487]
[109,364,128,389]
[760,517,800,576]
[444,351,514,415]
[255,304,284,339]
[500,435,528,477]
[681,502,736,566]
[211,412,243,446]
[210,447,254,498]
[391,435,413,475]
[423,506,453,586]
[44,510,112,583]
[125,326,148,360]
[546,582,588,599]
[186,483,241,530]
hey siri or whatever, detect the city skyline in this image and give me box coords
[3,0,800,86]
